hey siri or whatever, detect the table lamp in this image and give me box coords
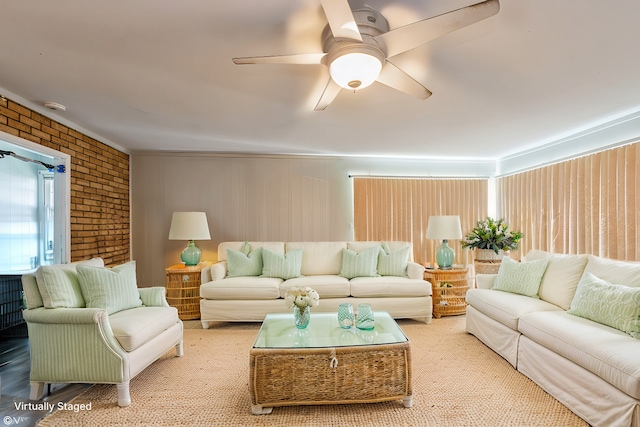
[426,215,462,270]
[168,212,211,266]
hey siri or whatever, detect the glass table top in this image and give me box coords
[252,311,408,349]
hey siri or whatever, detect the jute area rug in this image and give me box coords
[38,316,588,426]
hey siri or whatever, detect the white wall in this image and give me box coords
[131,152,494,285]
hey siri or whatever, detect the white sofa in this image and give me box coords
[466,250,640,427]
[200,241,432,328]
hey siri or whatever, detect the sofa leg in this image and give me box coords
[116,382,131,407]
[30,382,46,400]
[201,321,210,329]
[175,340,184,357]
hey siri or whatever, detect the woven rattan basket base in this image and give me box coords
[250,342,412,413]
[474,261,502,275]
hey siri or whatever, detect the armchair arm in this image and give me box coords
[475,274,498,289]
[407,262,426,280]
[23,307,129,384]
[208,261,228,281]
[139,287,169,307]
[22,307,107,324]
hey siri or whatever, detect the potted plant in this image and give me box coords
[462,217,523,272]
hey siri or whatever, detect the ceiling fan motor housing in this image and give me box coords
[322,7,389,89]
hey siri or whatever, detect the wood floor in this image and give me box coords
[0,326,90,427]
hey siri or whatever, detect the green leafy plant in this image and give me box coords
[462,217,523,254]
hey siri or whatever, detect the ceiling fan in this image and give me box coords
[233,0,500,111]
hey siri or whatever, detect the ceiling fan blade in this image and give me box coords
[374,0,500,58]
[320,0,362,41]
[314,78,342,111]
[377,62,432,100]
[232,53,326,65]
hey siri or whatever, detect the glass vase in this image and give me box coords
[337,303,355,329]
[356,303,375,330]
[294,306,310,329]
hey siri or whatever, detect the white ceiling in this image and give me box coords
[1,0,639,161]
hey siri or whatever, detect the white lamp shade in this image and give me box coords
[426,215,463,240]
[168,212,211,240]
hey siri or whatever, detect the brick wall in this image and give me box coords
[0,96,130,266]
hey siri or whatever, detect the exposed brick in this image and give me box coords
[9,118,30,132]
[0,123,19,136]
[8,101,30,116]
[31,128,51,141]
[20,115,41,129]
[18,131,40,144]
[0,105,19,120]
[1,96,130,264]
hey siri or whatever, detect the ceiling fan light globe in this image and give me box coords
[329,52,382,91]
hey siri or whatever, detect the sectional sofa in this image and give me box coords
[466,250,640,427]
[199,241,432,328]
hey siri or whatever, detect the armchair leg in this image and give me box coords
[175,340,184,357]
[116,382,131,407]
[30,382,46,400]
[201,321,210,329]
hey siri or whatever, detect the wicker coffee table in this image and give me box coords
[249,311,412,415]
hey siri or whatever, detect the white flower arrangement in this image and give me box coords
[284,286,320,310]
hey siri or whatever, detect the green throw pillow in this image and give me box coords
[226,245,263,277]
[35,258,104,308]
[339,246,380,279]
[377,243,409,277]
[77,261,143,315]
[492,257,548,298]
[261,248,303,280]
[568,272,640,339]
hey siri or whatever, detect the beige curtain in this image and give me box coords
[496,142,639,261]
[353,178,488,266]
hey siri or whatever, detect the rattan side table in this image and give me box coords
[165,262,211,320]
[423,266,470,318]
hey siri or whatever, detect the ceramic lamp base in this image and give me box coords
[181,240,202,266]
[436,240,455,269]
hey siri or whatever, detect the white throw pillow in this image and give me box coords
[523,250,589,310]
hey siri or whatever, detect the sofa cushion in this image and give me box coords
[377,243,409,277]
[350,277,431,298]
[568,272,640,338]
[35,257,105,309]
[523,250,589,310]
[492,257,548,298]
[109,306,179,352]
[583,256,640,288]
[286,242,346,276]
[77,261,143,315]
[200,277,282,300]
[261,248,303,279]
[518,311,640,399]
[280,275,350,298]
[339,246,380,279]
[226,245,263,277]
[466,288,563,330]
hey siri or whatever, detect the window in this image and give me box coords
[0,133,69,273]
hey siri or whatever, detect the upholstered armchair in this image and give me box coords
[21,258,183,407]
